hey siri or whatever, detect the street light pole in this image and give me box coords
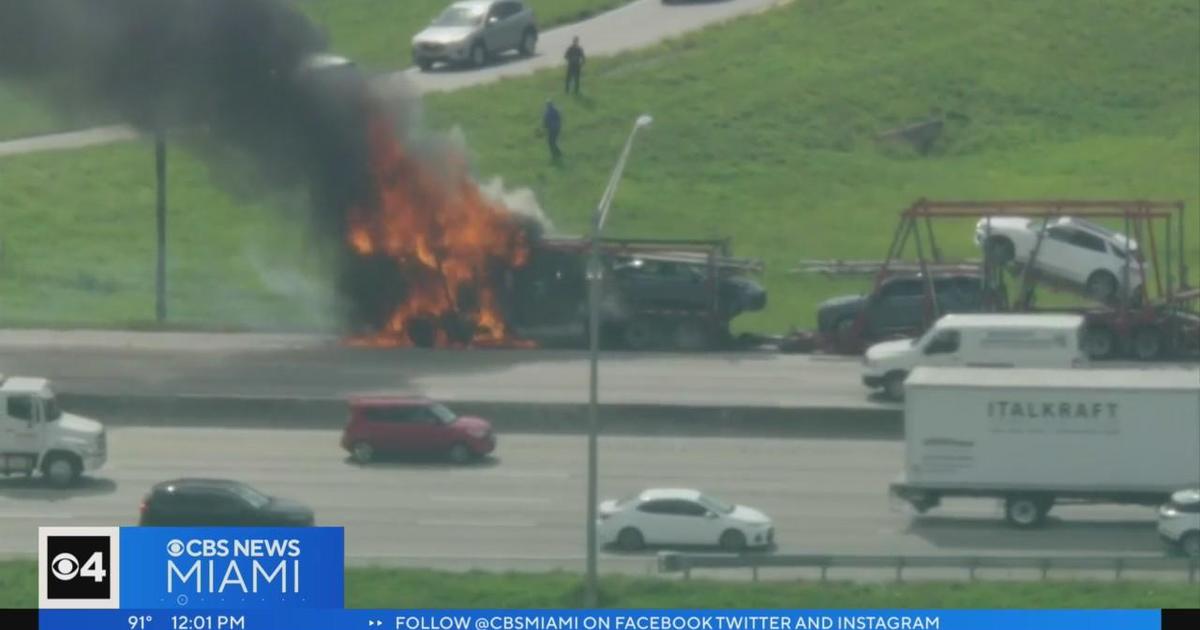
[584,114,653,607]
[155,132,168,323]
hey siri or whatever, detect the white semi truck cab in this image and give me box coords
[0,374,106,487]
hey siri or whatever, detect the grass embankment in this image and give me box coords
[0,0,1197,330]
[0,0,628,140]
[0,561,1196,608]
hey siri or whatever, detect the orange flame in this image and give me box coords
[345,115,532,348]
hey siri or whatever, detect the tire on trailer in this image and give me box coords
[1085,270,1118,302]
[1082,325,1117,360]
[622,318,660,351]
[671,319,712,352]
[984,237,1015,266]
[1003,494,1053,529]
[1131,326,1164,361]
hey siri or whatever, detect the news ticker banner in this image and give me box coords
[25,527,1196,630]
[12,608,1195,630]
[37,526,344,610]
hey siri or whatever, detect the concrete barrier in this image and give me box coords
[58,393,902,438]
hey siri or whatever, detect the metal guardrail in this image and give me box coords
[658,552,1200,583]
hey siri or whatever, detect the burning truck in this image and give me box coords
[504,236,767,351]
[1,0,766,351]
[298,59,770,351]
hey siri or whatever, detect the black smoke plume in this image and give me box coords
[0,0,388,326]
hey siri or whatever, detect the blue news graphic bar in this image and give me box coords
[36,608,1168,630]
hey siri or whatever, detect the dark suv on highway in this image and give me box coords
[816,273,986,353]
[139,478,315,526]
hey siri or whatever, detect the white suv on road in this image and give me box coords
[1159,488,1200,558]
[974,216,1144,301]
[412,0,538,70]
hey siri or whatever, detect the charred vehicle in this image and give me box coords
[505,237,767,350]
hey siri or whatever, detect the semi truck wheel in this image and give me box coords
[42,454,81,488]
[1004,495,1052,528]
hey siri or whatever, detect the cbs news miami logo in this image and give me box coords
[39,526,344,610]
[39,527,121,609]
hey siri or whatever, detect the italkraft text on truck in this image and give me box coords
[890,366,1200,528]
[0,374,107,487]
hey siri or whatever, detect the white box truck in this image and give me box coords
[0,374,107,487]
[862,313,1087,400]
[890,366,1200,527]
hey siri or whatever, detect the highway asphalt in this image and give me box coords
[0,331,883,410]
[0,427,1172,577]
[0,0,781,158]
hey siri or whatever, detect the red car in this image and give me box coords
[341,397,496,464]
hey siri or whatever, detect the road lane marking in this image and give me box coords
[429,496,551,505]
[416,519,537,528]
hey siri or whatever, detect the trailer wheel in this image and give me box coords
[672,320,712,352]
[622,319,659,351]
[1082,326,1116,360]
[1004,495,1052,528]
[1085,271,1118,302]
[984,237,1015,266]
[1131,326,1163,361]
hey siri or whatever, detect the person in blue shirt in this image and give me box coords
[542,100,562,160]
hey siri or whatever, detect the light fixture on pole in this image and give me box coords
[584,113,653,607]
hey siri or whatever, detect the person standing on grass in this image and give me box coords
[543,99,562,160]
[564,37,585,95]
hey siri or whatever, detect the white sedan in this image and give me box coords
[973,216,1144,301]
[1158,488,1200,558]
[597,488,774,552]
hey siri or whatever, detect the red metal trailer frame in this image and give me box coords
[836,199,1196,359]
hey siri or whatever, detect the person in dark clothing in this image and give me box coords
[542,100,562,160]
[564,37,585,95]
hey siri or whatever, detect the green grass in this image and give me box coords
[0,0,628,140]
[1,561,1196,608]
[421,0,1200,332]
[1,0,1197,331]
